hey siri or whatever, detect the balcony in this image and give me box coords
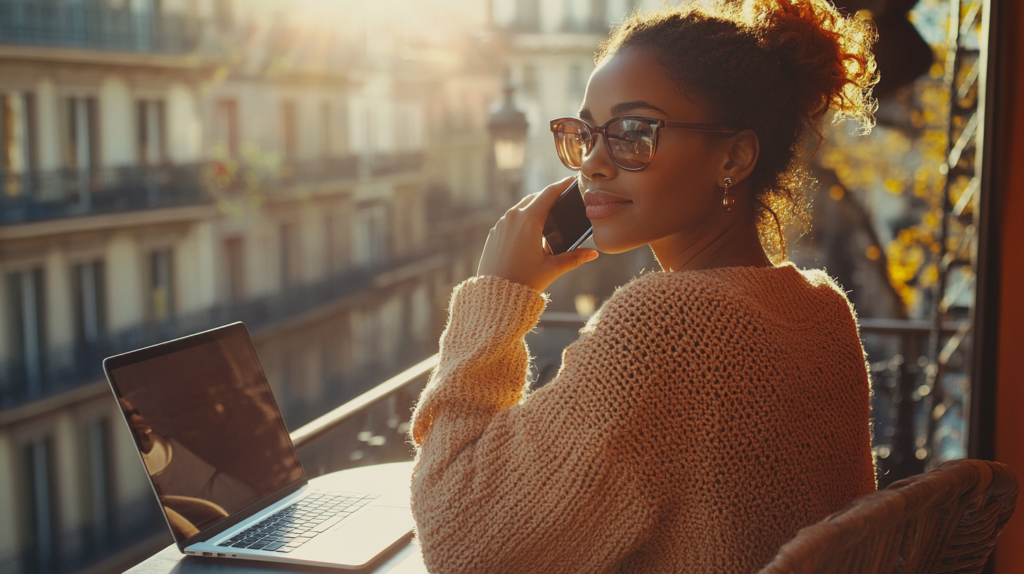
[0,164,208,225]
[366,152,425,178]
[0,0,201,55]
[0,246,460,411]
[0,153,427,226]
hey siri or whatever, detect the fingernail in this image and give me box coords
[584,251,599,262]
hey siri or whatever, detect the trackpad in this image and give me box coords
[312,507,415,567]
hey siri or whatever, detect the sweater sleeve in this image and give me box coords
[409,275,658,574]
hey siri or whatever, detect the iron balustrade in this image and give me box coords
[0,164,208,224]
[0,0,202,54]
[282,313,975,487]
[0,249,451,410]
[0,153,426,225]
[367,153,425,177]
[0,491,166,574]
[275,156,361,186]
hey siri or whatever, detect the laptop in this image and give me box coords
[103,322,415,569]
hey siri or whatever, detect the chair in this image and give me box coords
[758,459,1018,574]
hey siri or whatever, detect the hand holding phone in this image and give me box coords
[542,180,593,255]
[476,177,598,293]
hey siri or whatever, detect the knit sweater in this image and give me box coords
[409,263,876,574]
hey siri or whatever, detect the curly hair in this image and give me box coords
[597,0,878,263]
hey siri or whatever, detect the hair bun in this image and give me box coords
[751,0,878,133]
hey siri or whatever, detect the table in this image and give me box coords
[128,461,427,574]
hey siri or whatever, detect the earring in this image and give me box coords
[722,177,735,213]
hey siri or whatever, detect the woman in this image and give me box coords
[409,1,878,572]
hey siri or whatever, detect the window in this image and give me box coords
[514,0,540,31]
[72,260,107,346]
[20,436,57,572]
[64,97,99,173]
[136,100,166,166]
[213,0,233,26]
[569,64,586,96]
[280,101,297,162]
[1,91,37,196]
[354,204,388,266]
[320,101,332,159]
[352,308,382,369]
[224,237,245,302]
[363,108,377,153]
[6,268,46,396]
[324,216,336,274]
[148,249,174,321]
[214,99,239,157]
[279,224,301,289]
[81,419,113,552]
[522,65,538,93]
[396,104,422,151]
[411,284,430,343]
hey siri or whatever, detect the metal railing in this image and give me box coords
[0,250,447,410]
[0,0,202,54]
[284,312,976,487]
[0,491,167,574]
[282,312,584,478]
[0,152,427,226]
[0,164,208,224]
[276,156,361,186]
[367,153,425,178]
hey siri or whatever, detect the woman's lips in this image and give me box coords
[583,191,631,219]
[586,202,630,219]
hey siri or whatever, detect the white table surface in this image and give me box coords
[127,461,427,574]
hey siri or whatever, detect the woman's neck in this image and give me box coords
[650,215,773,273]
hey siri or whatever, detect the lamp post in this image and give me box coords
[488,82,529,205]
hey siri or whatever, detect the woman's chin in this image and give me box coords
[592,231,644,255]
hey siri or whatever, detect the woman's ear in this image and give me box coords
[719,129,759,185]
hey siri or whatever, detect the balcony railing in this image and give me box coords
[284,313,975,492]
[367,152,425,178]
[0,164,209,224]
[0,247,454,410]
[0,0,202,54]
[276,156,361,186]
[0,153,427,226]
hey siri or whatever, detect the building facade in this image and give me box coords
[0,1,501,572]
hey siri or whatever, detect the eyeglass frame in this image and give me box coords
[549,115,740,172]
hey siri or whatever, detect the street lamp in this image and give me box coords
[488,82,529,203]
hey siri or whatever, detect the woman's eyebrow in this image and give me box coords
[610,100,668,116]
[577,101,668,121]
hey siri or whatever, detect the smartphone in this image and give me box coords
[543,180,593,255]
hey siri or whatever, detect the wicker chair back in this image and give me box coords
[758,459,1018,574]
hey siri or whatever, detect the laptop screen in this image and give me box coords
[106,323,305,545]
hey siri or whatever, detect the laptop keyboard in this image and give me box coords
[217,491,379,553]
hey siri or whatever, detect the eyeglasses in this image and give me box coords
[549,115,739,171]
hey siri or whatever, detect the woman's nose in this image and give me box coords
[580,132,617,181]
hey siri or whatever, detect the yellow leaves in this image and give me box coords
[898,229,917,246]
[815,66,970,316]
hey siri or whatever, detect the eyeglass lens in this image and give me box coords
[554,118,656,170]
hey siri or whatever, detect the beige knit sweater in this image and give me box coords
[409,263,876,574]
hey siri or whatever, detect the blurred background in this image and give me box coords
[0,0,1003,571]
